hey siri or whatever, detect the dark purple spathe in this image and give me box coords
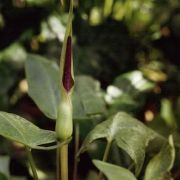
[63,36,74,92]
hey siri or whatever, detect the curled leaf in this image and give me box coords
[144,135,175,180]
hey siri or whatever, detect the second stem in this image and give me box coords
[98,140,112,180]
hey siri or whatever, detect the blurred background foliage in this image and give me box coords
[0,0,180,179]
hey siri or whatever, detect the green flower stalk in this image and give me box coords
[56,0,74,141]
[56,1,74,180]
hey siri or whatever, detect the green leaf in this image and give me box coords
[25,0,53,6]
[160,98,177,129]
[47,15,65,42]
[86,171,99,180]
[106,71,154,113]
[11,177,26,180]
[93,160,137,180]
[0,156,10,179]
[103,0,114,17]
[105,86,139,113]
[78,112,162,175]
[25,54,60,119]
[0,64,16,94]
[26,57,104,140]
[114,70,154,96]
[0,173,8,180]
[0,43,27,69]
[0,112,56,148]
[144,135,175,180]
[25,55,105,120]
[73,76,106,120]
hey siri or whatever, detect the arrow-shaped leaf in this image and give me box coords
[78,112,163,175]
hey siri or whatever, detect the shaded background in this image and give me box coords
[0,0,180,179]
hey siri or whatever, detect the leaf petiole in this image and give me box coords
[98,140,112,180]
[26,147,39,180]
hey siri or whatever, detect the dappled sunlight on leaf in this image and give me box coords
[78,112,164,175]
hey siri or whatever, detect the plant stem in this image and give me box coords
[60,144,68,180]
[98,140,112,180]
[73,123,79,180]
[26,147,39,180]
[56,148,60,180]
